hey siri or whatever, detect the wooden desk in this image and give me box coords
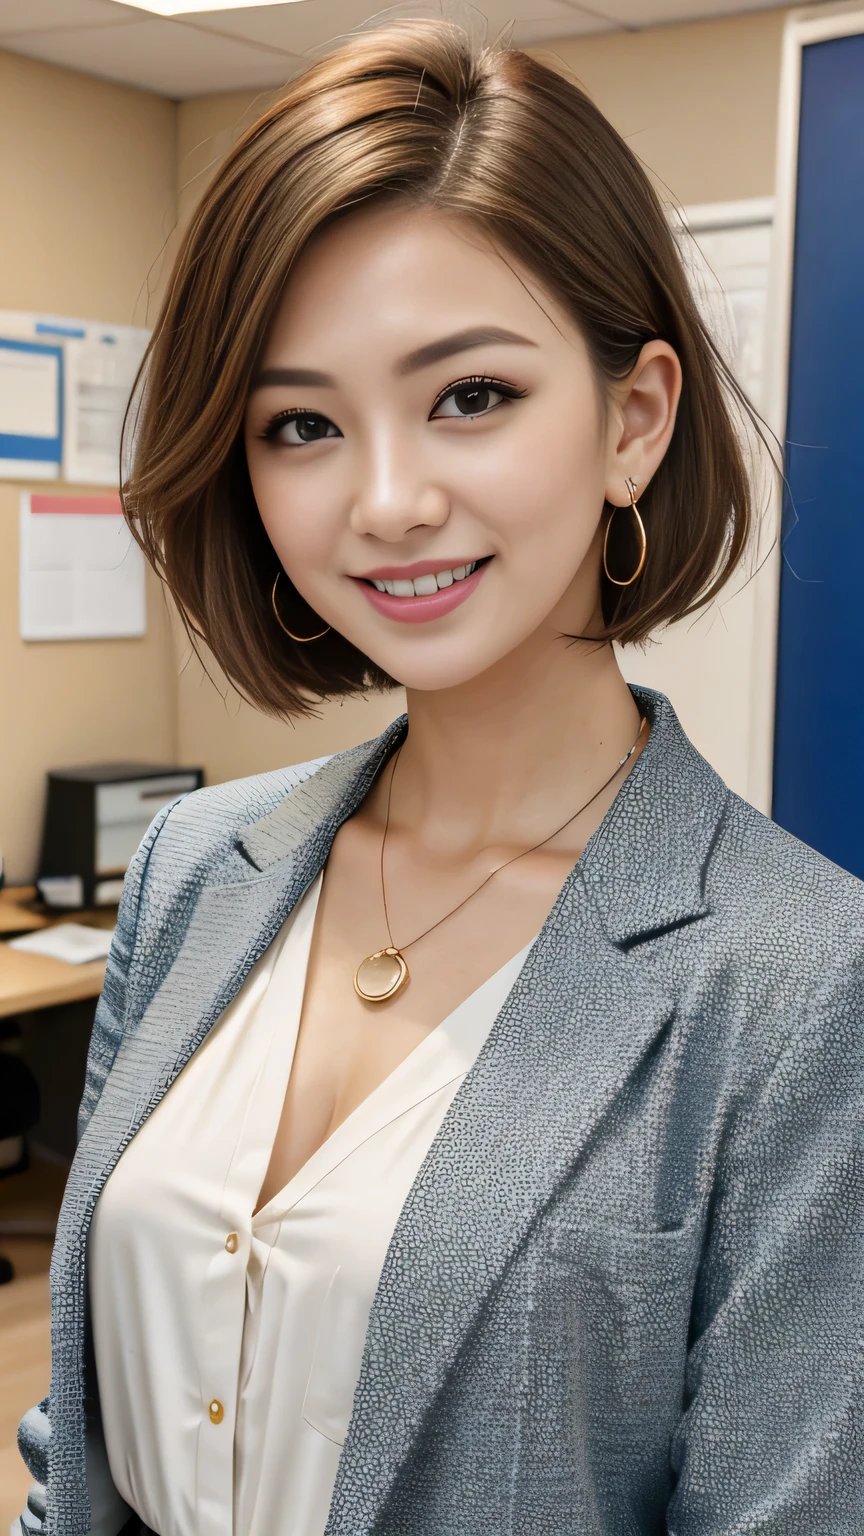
[0,946,106,1019]
[0,887,111,1019]
[0,886,50,936]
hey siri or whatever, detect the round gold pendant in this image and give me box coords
[353,946,409,1003]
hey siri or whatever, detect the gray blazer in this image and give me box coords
[17,688,864,1535]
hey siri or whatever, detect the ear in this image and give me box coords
[604,340,682,506]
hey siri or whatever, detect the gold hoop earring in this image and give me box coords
[271,572,331,642]
[603,476,647,587]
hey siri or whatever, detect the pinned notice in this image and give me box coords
[0,338,63,480]
[62,325,150,485]
[19,492,146,641]
[0,311,149,485]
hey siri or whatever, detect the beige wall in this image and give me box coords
[0,49,178,883]
[175,7,787,236]
[532,8,786,206]
[1,8,794,881]
[0,48,176,326]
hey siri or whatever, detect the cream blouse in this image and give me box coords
[89,869,535,1536]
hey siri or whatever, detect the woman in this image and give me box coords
[18,19,863,1536]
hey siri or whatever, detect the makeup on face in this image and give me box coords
[352,557,493,624]
[244,205,611,690]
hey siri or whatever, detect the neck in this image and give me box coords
[392,626,642,853]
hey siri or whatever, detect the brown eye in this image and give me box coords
[455,385,492,414]
[431,378,523,420]
[266,411,340,445]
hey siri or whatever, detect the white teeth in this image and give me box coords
[372,560,483,596]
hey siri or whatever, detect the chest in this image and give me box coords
[266,814,580,1193]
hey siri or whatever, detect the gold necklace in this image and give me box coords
[353,716,647,1003]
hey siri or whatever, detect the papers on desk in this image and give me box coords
[9,923,115,965]
[0,311,149,485]
[19,491,146,641]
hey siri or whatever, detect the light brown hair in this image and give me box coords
[124,19,756,718]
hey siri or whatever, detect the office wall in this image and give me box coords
[0,6,792,875]
[175,8,786,217]
[0,50,178,883]
[534,9,785,207]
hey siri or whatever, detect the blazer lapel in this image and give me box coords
[75,713,408,1172]
[326,689,730,1534]
[71,721,400,1167]
[51,718,409,1535]
[326,879,674,1535]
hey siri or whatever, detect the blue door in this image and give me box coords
[773,31,864,877]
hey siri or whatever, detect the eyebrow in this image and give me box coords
[396,326,538,375]
[251,366,333,390]
[250,327,537,392]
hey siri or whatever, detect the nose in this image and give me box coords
[349,427,449,542]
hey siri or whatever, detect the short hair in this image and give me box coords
[124,19,757,719]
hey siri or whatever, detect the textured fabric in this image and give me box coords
[17,687,864,1535]
[88,866,534,1536]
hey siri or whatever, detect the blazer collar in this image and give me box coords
[237,711,408,876]
[577,685,729,945]
[237,684,729,949]
[322,687,729,1534]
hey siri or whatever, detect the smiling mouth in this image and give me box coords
[363,557,490,597]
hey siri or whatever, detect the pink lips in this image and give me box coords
[352,560,490,624]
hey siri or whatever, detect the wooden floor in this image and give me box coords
[0,1160,65,1531]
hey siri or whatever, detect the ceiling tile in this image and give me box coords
[514,9,618,43]
[187,0,406,54]
[187,0,603,56]
[584,0,789,24]
[0,0,139,35]
[2,16,303,96]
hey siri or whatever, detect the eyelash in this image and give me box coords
[260,409,321,442]
[259,374,527,441]
[429,374,527,415]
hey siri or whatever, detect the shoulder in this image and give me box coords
[110,750,336,984]
[688,789,864,1092]
[143,752,333,883]
[710,790,864,969]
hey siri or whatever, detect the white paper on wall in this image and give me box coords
[62,325,150,485]
[0,311,150,486]
[19,491,146,641]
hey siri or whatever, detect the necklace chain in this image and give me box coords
[379,715,647,956]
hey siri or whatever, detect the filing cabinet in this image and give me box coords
[38,762,204,908]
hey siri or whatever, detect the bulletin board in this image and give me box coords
[0,311,149,487]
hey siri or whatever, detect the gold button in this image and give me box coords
[208,1400,224,1425]
[225,1233,238,1254]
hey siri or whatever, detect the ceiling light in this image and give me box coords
[118,0,304,14]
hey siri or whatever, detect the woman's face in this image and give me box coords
[245,204,643,691]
